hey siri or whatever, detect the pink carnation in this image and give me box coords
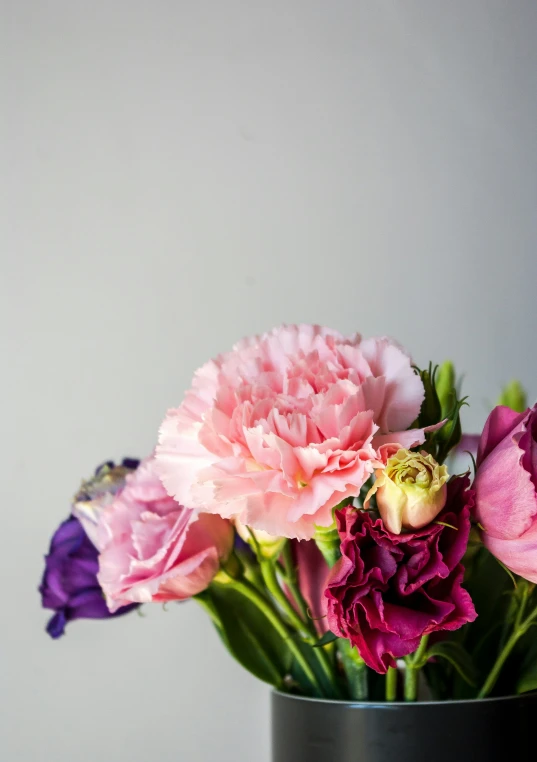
[96,457,234,612]
[156,324,426,540]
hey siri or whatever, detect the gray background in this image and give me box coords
[2,1,537,760]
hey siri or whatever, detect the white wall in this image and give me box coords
[2,2,537,760]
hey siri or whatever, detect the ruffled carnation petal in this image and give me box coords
[157,325,425,540]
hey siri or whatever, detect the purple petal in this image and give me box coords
[46,611,67,639]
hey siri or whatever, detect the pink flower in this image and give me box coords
[292,540,330,636]
[474,405,537,583]
[325,476,477,673]
[72,459,140,547]
[96,457,234,612]
[156,325,426,539]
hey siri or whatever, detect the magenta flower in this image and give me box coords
[474,405,537,583]
[156,324,427,539]
[325,476,477,673]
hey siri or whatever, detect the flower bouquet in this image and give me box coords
[40,325,537,761]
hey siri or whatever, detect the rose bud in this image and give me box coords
[365,449,448,534]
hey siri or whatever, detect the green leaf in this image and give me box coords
[286,633,338,698]
[425,641,478,687]
[517,658,537,694]
[205,583,292,688]
[418,364,442,427]
[313,630,338,648]
[194,591,228,647]
[437,396,467,453]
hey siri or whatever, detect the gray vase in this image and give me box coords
[272,690,536,762]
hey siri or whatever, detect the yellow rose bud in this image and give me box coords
[365,449,448,535]
[235,519,285,559]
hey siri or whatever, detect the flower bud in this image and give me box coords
[497,380,527,413]
[436,361,456,419]
[365,449,448,535]
[234,519,285,559]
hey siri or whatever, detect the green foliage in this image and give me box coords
[288,632,340,699]
[413,361,466,463]
[314,523,342,569]
[425,641,478,687]
[435,397,465,463]
[425,548,515,700]
[463,550,514,661]
[199,583,292,689]
[517,651,537,694]
[313,630,338,648]
[337,638,368,700]
[497,380,527,413]
[488,582,537,697]
[418,364,442,427]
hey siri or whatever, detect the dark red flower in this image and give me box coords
[325,475,477,673]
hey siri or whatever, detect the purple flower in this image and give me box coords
[39,516,136,638]
[325,475,477,673]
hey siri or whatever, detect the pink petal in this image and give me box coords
[483,521,537,584]
[477,406,527,466]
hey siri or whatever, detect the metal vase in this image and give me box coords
[272,690,537,762]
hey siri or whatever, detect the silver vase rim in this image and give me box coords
[272,688,537,708]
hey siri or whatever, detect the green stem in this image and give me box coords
[246,531,309,634]
[281,541,309,622]
[260,551,342,698]
[478,603,537,699]
[245,532,341,698]
[231,576,325,697]
[514,582,531,631]
[338,639,368,700]
[260,556,310,636]
[386,666,398,702]
[404,665,419,701]
[414,634,430,665]
[404,635,430,702]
